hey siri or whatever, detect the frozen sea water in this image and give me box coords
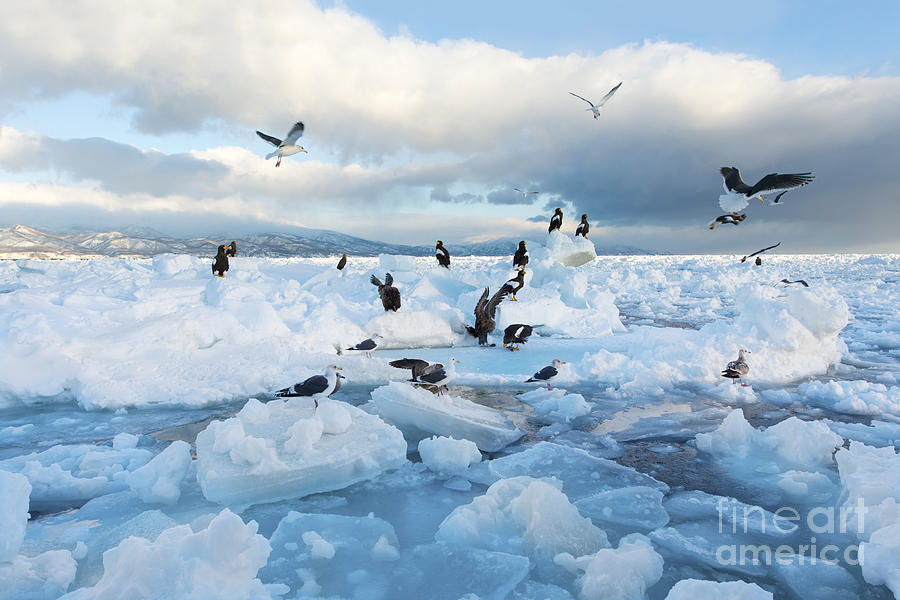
[1,253,898,599]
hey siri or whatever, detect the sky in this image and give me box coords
[1,0,899,253]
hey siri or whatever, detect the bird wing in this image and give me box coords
[514,187,523,193]
[747,242,781,258]
[283,122,305,145]
[487,287,508,318]
[470,287,488,318]
[532,365,558,380]
[718,194,749,213]
[419,366,448,384]
[370,274,384,289]
[384,272,394,286]
[256,131,282,147]
[353,338,376,350]
[767,191,789,205]
[719,167,752,194]
[568,92,595,109]
[275,374,328,396]
[596,81,622,107]
[747,172,814,197]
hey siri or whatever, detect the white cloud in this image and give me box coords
[0,1,899,251]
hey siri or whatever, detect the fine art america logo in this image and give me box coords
[715,498,867,567]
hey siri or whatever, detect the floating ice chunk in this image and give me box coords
[260,512,399,598]
[483,442,668,501]
[517,388,591,423]
[437,476,609,582]
[196,398,407,507]
[368,382,523,452]
[388,543,530,600]
[649,524,767,578]
[555,533,663,600]
[111,432,138,450]
[509,580,575,600]
[0,471,30,561]
[798,379,900,417]
[575,486,669,531]
[826,419,900,448]
[773,558,861,600]
[665,578,772,599]
[860,521,900,598]
[663,490,792,538]
[58,509,271,600]
[418,436,482,476]
[696,409,843,471]
[0,443,153,513]
[125,440,191,505]
[835,441,900,538]
[0,549,77,599]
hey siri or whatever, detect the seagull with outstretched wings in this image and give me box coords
[256,121,307,167]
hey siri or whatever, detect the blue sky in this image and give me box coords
[1,1,899,252]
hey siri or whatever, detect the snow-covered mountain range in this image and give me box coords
[0,224,652,259]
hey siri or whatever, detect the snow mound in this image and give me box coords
[0,549,77,600]
[196,398,407,507]
[665,578,772,599]
[437,476,609,582]
[417,436,482,476]
[367,381,523,452]
[554,533,663,600]
[517,388,591,423]
[58,509,271,600]
[365,309,459,348]
[535,230,597,267]
[835,441,900,539]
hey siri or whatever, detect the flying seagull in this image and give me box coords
[526,359,566,390]
[721,349,750,386]
[514,188,540,199]
[274,365,344,408]
[779,278,809,287]
[503,324,533,351]
[371,273,401,312]
[569,82,623,119]
[346,334,383,358]
[740,242,781,263]
[718,167,814,213]
[256,121,307,167]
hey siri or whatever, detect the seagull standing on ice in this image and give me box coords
[526,359,566,390]
[721,350,751,386]
[274,365,344,408]
[346,334,383,358]
[569,82,622,119]
[718,167,814,213]
[256,121,307,167]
